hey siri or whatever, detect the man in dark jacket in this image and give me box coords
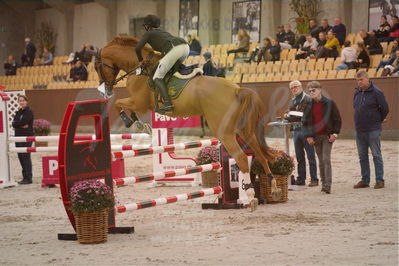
[3,55,17,76]
[353,71,389,189]
[202,52,218,76]
[332,17,346,45]
[21,37,36,66]
[359,30,383,55]
[302,81,342,194]
[286,80,318,186]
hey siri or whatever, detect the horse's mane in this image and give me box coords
[104,36,153,52]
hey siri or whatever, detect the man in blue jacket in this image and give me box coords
[353,71,389,189]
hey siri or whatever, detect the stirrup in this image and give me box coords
[157,104,174,114]
[97,83,113,99]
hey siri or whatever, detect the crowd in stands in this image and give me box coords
[2,15,399,91]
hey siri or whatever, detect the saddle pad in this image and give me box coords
[147,75,195,100]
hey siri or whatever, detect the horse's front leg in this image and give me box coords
[115,97,136,128]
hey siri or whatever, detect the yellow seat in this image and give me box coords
[298,71,309,81]
[242,74,250,83]
[280,61,290,73]
[287,49,298,60]
[280,49,289,61]
[297,59,306,72]
[248,63,257,74]
[367,68,377,78]
[281,72,290,81]
[255,73,266,82]
[370,55,383,68]
[308,70,318,80]
[226,54,235,68]
[376,68,384,77]
[380,42,388,55]
[272,61,282,72]
[306,59,316,71]
[317,70,328,79]
[233,63,242,74]
[290,72,300,80]
[256,62,266,73]
[336,69,347,79]
[315,58,325,70]
[264,61,273,73]
[265,73,274,82]
[288,60,298,72]
[327,70,338,79]
[272,73,282,81]
[346,69,357,79]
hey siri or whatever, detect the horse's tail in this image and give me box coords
[235,87,276,162]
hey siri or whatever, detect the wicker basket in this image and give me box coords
[259,174,288,203]
[74,209,109,244]
[201,171,218,188]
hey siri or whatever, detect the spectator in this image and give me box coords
[3,55,17,76]
[39,47,53,65]
[187,34,202,56]
[336,41,357,70]
[317,19,332,37]
[356,41,370,68]
[286,80,318,187]
[387,15,399,42]
[332,17,346,45]
[280,24,296,49]
[317,31,327,47]
[295,34,318,59]
[316,30,340,59]
[302,81,342,194]
[376,38,398,70]
[227,29,250,55]
[202,52,218,76]
[353,70,389,189]
[247,37,272,63]
[374,15,391,41]
[67,61,88,82]
[309,19,319,39]
[65,44,95,65]
[268,38,281,62]
[359,30,383,55]
[276,25,285,43]
[21,37,36,66]
[381,50,399,76]
[12,95,34,185]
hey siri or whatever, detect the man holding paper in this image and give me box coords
[286,80,318,186]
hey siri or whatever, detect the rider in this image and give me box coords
[136,14,189,113]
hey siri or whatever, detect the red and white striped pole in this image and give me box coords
[8,133,151,143]
[114,162,221,186]
[116,186,222,213]
[9,144,151,153]
[113,138,219,159]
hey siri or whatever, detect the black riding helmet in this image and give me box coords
[143,14,160,29]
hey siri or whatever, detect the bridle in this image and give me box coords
[95,48,156,88]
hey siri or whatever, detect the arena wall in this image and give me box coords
[23,78,398,140]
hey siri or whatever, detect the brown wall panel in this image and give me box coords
[24,77,398,139]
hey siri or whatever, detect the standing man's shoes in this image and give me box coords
[374,181,384,189]
[295,180,305,186]
[308,180,319,187]
[18,180,32,185]
[353,181,369,189]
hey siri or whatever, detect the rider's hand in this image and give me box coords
[140,60,149,66]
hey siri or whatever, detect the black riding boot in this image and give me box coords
[154,78,173,113]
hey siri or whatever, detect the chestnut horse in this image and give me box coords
[94,36,280,199]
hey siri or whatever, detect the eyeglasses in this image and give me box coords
[289,85,301,90]
[308,89,317,93]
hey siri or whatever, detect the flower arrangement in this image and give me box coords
[196,146,219,165]
[251,150,295,176]
[33,119,51,135]
[289,0,321,34]
[70,180,115,213]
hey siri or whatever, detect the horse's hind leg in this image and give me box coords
[221,134,250,173]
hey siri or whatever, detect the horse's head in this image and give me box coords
[93,48,120,92]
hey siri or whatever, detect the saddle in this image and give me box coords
[147,62,203,110]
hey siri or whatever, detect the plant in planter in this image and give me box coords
[196,146,219,188]
[289,0,321,34]
[251,150,294,203]
[33,119,51,147]
[70,180,115,244]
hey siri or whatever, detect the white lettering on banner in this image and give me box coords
[154,113,190,122]
[49,160,58,175]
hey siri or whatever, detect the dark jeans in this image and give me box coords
[16,142,33,182]
[227,48,248,55]
[368,48,383,55]
[293,130,317,182]
[355,129,384,184]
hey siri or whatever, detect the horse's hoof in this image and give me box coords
[120,112,133,128]
[143,123,152,135]
[132,121,144,132]
[249,198,258,212]
[271,189,282,202]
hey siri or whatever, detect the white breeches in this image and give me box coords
[153,44,190,80]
